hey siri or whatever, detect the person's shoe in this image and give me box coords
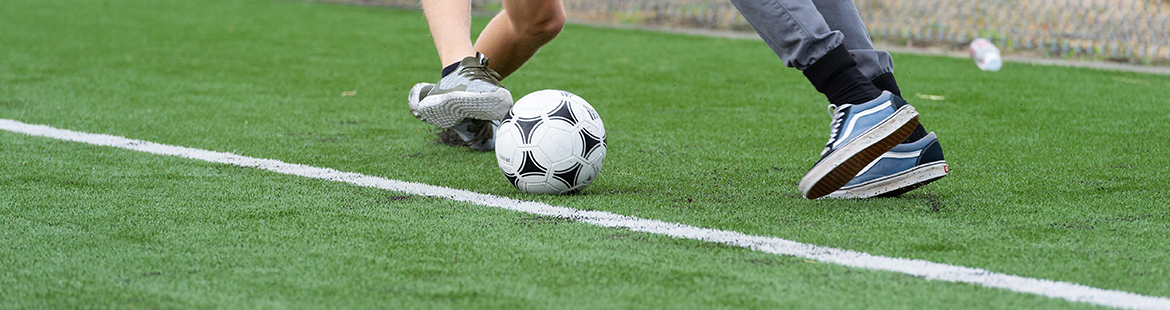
[436,119,498,152]
[408,52,512,129]
[825,132,948,199]
[799,91,920,199]
[410,81,499,151]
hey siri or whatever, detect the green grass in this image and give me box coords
[1,0,1168,308]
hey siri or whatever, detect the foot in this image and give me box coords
[408,52,513,129]
[799,91,920,199]
[436,119,499,152]
[825,132,948,199]
[411,82,500,151]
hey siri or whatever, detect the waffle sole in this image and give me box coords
[410,84,512,128]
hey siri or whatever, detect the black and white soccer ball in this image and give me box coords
[495,90,606,194]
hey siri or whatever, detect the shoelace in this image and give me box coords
[461,55,501,146]
[822,104,850,157]
[459,55,504,83]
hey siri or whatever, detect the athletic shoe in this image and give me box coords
[408,52,512,129]
[825,132,948,199]
[410,81,499,151]
[799,91,920,199]
[436,119,499,152]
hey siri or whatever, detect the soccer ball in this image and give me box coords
[495,90,606,194]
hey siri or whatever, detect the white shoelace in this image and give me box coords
[822,104,850,157]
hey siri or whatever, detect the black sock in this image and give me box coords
[870,72,928,143]
[803,45,884,106]
[440,61,460,77]
[870,72,901,97]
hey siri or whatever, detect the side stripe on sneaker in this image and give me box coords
[855,150,923,176]
[832,100,893,149]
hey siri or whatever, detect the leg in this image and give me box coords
[421,0,476,67]
[474,0,565,79]
[811,0,893,83]
[813,0,928,140]
[410,0,514,149]
[728,0,841,70]
[812,0,947,199]
[729,0,880,106]
[729,0,920,199]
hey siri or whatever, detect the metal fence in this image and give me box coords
[334,0,1170,63]
[855,0,1170,62]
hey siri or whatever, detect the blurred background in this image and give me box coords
[325,0,1170,66]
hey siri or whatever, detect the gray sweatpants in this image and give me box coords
[729,0,893,79]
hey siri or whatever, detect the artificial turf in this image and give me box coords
[1,0,1167,308]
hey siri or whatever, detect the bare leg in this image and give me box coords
[421,0,476,67]
[474,0,565,79]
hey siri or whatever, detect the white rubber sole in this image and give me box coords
[799,105,919,199]
[408,83,512,129]
[824,161,949,199]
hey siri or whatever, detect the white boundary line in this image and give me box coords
[2,118,1167,310]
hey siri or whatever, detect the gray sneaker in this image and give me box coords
[410,81,499,151]
[408,52,512,129]
[437,119,499,152]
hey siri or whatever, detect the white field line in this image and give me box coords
[2,118,1167,310]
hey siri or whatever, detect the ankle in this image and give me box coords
[441,61,460,77]
[870,72,901,97]
[803,46,883,106]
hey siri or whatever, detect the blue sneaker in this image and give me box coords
[826,132,948,199]
[799,91,920,199]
